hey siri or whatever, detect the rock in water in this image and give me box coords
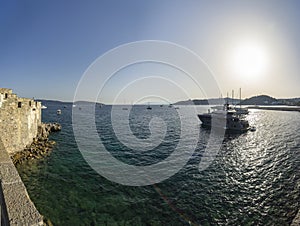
[12,122,61,165]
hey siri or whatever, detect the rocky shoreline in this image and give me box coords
[12,123,61,165]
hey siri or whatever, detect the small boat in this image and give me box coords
[72,104,76,107]
[198,104,250,133]
[122,105,128,110]
[41,105,47,109]
[146,102,152,110]
[122,100,129,110]
[57,109,61,115]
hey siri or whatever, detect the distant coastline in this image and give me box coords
[38,94,300,107]
[174,95,300,106]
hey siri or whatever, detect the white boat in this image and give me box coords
[57,109,61,115]
[41,105,47,109]
[198,104,250,133]
[146,102,152,110]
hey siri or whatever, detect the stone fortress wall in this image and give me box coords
[0,88,43,225]
[0,88,41,155]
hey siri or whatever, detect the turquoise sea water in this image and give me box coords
[17,102,300,225]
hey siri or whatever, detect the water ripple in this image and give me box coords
[16,104,300,225]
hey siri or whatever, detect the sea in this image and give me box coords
[16,102,300,226]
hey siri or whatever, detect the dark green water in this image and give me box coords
[16,102,300,225]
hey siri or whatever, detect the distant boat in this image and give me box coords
[41,105,47,109]
[147,103,152,110]
[122,100,129,110]
[72,104,76,107]
[57,109,61,115]
[168,104,173,108]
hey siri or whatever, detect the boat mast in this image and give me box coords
[226,92,229,104]
[239,88,242,108]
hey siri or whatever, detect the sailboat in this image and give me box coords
[234,88,249,115]
[122,99,128,110]
[147,102,152,110]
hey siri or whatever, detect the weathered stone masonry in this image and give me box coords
[0,88,43,225]
[0,88,41,155]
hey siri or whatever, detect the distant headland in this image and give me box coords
[174,95,300,106]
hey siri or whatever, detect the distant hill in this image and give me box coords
[37,96,300,107]
[175,98,240,105]
[175,99,209,105]
[37,99,104,106]
[174,95,300,106]
[36,99,73,106]
[240,95,278,105]
[36,99,70,104]
[278,97,300,106]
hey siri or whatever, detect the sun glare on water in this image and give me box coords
[230,41,269,81]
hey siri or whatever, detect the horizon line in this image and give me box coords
[36,94,300,104]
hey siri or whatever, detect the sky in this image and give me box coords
[1,0,300,103]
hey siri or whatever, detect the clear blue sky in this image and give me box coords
[1,0,300,103]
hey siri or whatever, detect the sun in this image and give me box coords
[230,41,269,81]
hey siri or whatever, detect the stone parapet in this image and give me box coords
[0,88,44,225]
[0,140,43,225]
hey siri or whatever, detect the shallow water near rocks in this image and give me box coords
[16,102,300,225]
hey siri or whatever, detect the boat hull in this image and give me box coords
[234,107,249,115]
[198,113,249,133]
